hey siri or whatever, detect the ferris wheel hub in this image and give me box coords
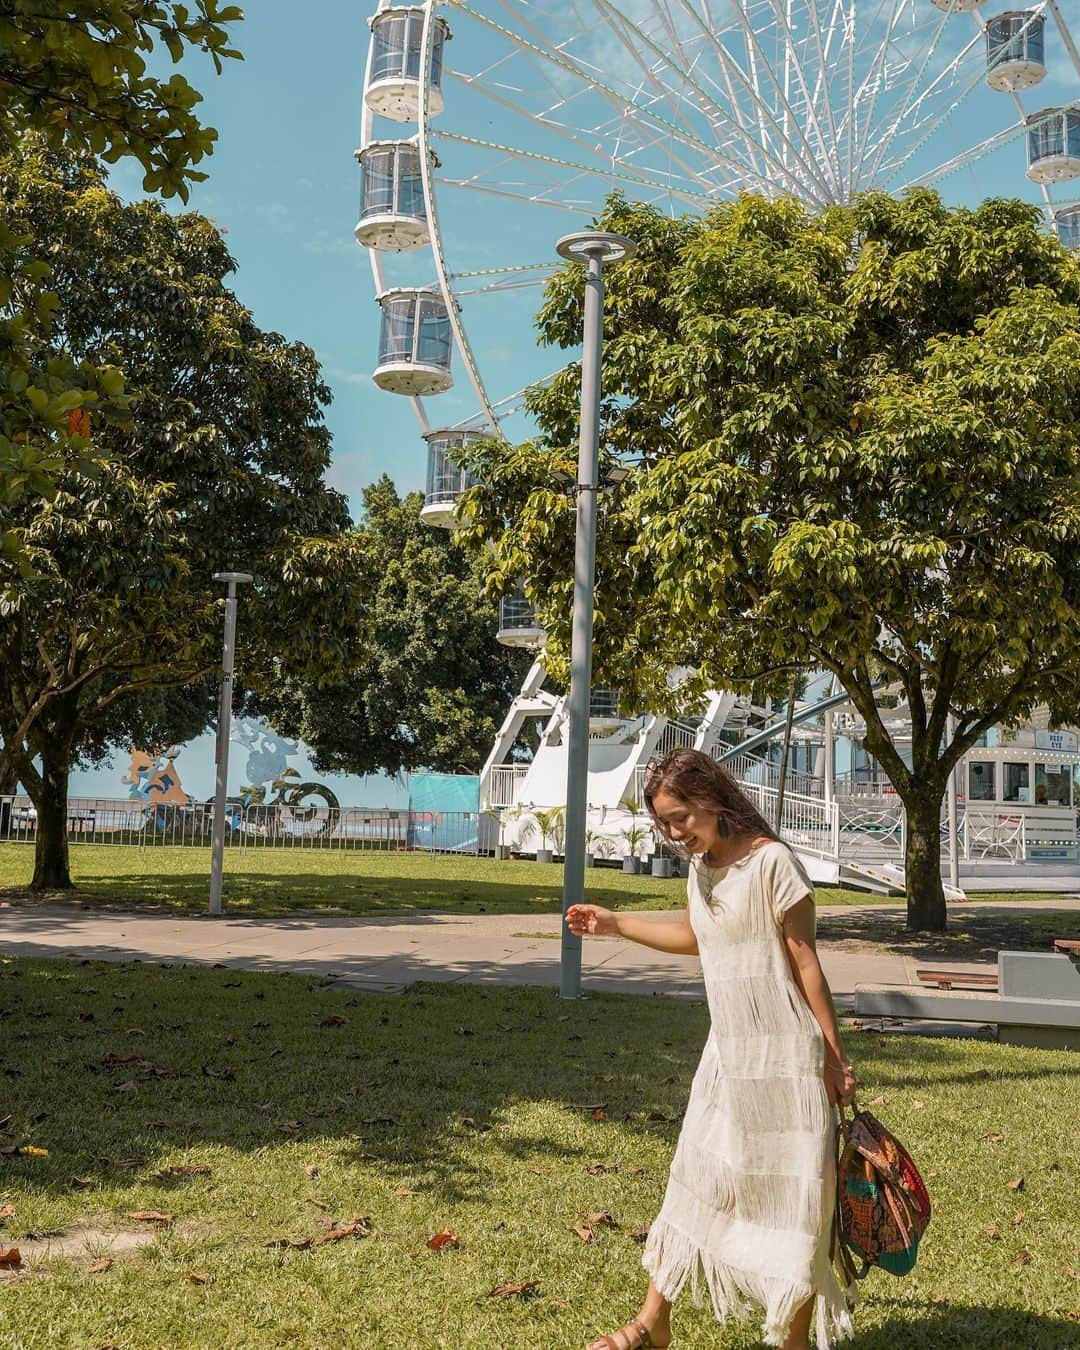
[556,231,638,265]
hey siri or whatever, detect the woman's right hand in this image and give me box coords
[565,903,620,938]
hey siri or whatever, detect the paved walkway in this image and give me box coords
[2,897,1074,1002]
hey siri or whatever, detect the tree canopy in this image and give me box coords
[0,147,363,887]
[0,1,242,565]
[460,190,1080,929]
[255,476,530,780]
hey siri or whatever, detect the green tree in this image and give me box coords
[0,149,363,889]
[0,2,242,561]
[255,476,530,779]
[460,190,1080,931]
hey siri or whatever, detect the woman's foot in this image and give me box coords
[587,1311,672,1349]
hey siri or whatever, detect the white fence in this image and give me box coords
[0,797,485,855]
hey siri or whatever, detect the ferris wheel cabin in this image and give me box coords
[373,288,453,395]
[365,6,450,123]
[497,584,545,648]
[354,141,432,251]
[986,11,1047,92]
[421,428,485,527]
[1026,107,1080,183]
[1056,205,1080,248]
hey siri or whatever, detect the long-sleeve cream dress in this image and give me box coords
[641,841,855,1348]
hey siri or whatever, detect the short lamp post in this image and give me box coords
[554,230,637,1001]
[208,571,253,916]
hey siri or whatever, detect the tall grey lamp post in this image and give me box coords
[555,230,637,1000]
[208,571,253,916]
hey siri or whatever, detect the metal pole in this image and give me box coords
[946,712,960,892]
[209,572,252,916]
[554,231,636,1000]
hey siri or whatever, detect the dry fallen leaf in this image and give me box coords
[985,1132,1005,1143]
[630,1223,651,1242]
[583,1212,617,1228]
[114,1081,138,1094]
[1014,1250,1032,1266]
[869,1095,886,1107]
[263,1236,313,1251]
[527,1168,548,1177]
[592,1109,605,1121]
[305,1165,319,1180]
[88,1257,112,1274]
[395,1187,417,1197]
[487,1280,540,1300]
[572,1224,595,1243]
[930,1295,948,1306]
[0,1248,21,1269]
[584,1163,616,1176]
[984,1226,1000,1240]
[1062,1267,1080,1280]
[1007,1177,1025,1192]
[912,1100,925,1110]
[185,1271,213,1285]
[70,1177,93,1190]
[317,1218,372,1244]
[320,1014,347,1027]
[426,1229,459,1252]
[1013,1213,1024,1227]
[0,1205,14,1221]
[124,1210,171,1226]
[156,1165,212,1181]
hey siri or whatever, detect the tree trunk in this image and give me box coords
[31,742,73,890]
[903,785,947,932]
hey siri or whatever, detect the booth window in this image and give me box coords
[1034,763,1071,807]
[968,761,995,801]
[1003,762,1030,803]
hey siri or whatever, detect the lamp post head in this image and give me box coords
[214,572,254,586]
[555,231,637,265]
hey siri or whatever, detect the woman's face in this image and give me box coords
[650,787,721,857]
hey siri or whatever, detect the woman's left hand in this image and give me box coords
[824,1057,857,1108]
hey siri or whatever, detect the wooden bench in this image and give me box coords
[1054,939,1080,957]
[916,967,998,991]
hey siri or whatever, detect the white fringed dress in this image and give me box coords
[641,841,855,1348]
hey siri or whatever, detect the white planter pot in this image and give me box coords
[536,848,554,864]
[622,856,639,875]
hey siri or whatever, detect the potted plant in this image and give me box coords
[583,826,602,868]
[530,805,564,864]
[503,805,534,859]
[651,847,674,879]
[620,820,651,874]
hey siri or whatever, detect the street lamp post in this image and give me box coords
[209,571,253,916]
[554,230,637,1000]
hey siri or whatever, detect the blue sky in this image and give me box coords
[103,1,1078,523]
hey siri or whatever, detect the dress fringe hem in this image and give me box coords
[641,1216,856,1349]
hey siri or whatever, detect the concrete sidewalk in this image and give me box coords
[1,899,1055,1001]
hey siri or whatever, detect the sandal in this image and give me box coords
[588,1317,671,1350]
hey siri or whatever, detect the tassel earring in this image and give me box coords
[717,813,731,839]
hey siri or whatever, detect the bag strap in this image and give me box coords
[832,1104,862,1293]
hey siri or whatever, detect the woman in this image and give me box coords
[566,748,857,1350]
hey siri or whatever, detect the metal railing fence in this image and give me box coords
[0,797,483,855]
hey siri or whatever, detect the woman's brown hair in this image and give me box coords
[643,747,779,859]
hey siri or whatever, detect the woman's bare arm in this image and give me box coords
[565,903,699,956]
[615,910,699,956]
[782,896,856,1104]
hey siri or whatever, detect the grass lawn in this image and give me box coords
[0,957,1077,1347]
[0,844,1069,921]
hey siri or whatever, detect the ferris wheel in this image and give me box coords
[354,1,1080,531]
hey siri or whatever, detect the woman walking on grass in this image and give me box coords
[566,748,858,1350]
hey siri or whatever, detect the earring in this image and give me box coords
[717,814,731,839]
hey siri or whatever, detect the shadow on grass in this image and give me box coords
[0,860,685,919]
[849,1301,1078,1348]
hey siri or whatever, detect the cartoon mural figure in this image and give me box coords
[230,718,340,830]
[122,747,191,806]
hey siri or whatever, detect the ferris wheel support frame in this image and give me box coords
[417,0,500,434]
